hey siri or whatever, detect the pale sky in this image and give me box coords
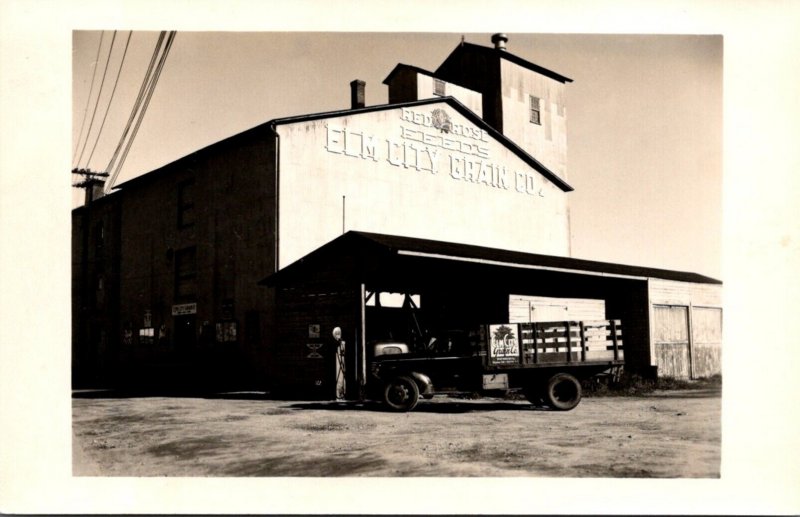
[72,32,722,278]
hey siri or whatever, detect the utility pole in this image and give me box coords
[72,168,109,204]
[72,168,108,386]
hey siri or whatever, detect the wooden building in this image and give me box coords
[72,34,721,391]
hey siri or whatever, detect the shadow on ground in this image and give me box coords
[646,387,722,399]
[72,388,272,400]
[286,400,550,413]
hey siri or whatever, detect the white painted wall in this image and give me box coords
[500,59,568,181]
[415,74,483,117]
[277,102,571,268]
[509,295,606,323]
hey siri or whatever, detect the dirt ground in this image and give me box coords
[72,388,720,477]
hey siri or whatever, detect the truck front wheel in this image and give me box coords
[383,376,420,412]
[545,373,582,411]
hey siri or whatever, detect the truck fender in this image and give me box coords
[408,372,434,395]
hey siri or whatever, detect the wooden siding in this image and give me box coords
[653,305,690,378]
[649,279,722,379]
[654,343,691,379]
[692,307,722,377]
[509,295,605,323]
[272,287,361,399]
[649,278,721,307]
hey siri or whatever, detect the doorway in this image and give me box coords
[174,314,196,350]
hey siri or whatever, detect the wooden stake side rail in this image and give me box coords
[511,320,622,366]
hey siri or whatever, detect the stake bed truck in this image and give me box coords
[368,320,624,411]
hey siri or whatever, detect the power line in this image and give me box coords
[104,31,166,186]
[106,31,176,192]
[76,30,118,168]
[85,31,133,168]
[73,31,105,167]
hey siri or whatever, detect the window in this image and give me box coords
[216,321,238,343]
[95,274,105,306]
[433,78,446,97]
[177,179,195,228]
[529,95,541,125]
[139,327,155,345]
[174,247,197,301]
[94,222,104,250]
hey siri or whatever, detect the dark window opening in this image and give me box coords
[177,179,195,228]
[216,321,238,343]
[245,311,261,343]
[174,246,197,301]
[530,95,541,125]
[94,222,104,249]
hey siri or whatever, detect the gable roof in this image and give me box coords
[436,42,574,84]
[269,96,573,192]
[114,97,572,194]
[262,231,722,287]
[381,63,437,85]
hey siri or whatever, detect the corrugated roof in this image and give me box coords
[263,231,722,286]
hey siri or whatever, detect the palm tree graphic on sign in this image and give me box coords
[491,325,517,359]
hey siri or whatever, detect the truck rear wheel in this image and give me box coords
[545,373,582,411]
[383,376,420,412]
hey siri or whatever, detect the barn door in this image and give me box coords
[691,307,722,378]
[653,305,690,378]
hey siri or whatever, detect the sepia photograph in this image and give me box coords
[70,30,723,478]
[2,1,799,515]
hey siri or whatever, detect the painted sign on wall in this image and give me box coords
[324,107,545,197]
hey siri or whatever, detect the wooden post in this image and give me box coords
[687,303,695,379]
[359,283,367,400]
[565,321,572,363]
[579,321,586,362]
[611,320,619,361]
[533,322,539,364]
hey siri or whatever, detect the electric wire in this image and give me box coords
[105,31,172,191]
[103,31,167,190]
[75,30,118,168]
[73,31,105,167]
[106,31,176,192]
[84,31,133,169]
[110,31,176,187]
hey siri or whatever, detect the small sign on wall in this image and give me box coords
[308,324,321,339]
[306,342,323,359]
[172,303,197,316]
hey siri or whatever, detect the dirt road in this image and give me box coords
[73,389,720,477]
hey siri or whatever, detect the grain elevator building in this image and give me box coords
[72,34,722,394]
